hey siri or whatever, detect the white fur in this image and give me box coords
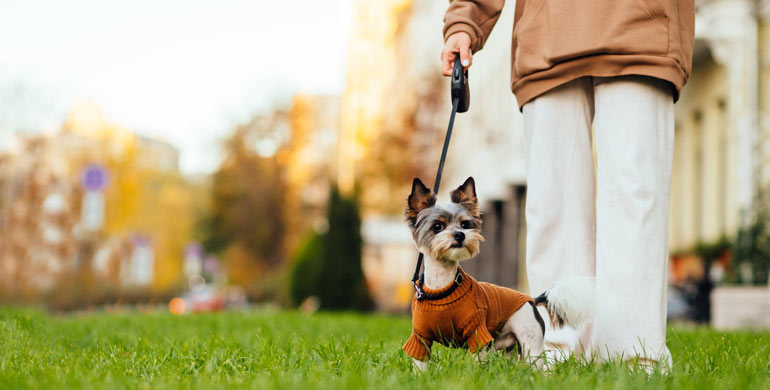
[506,305,545,369]
[544,276,595,328]
[412,358,428,373]
[421,254,458,290]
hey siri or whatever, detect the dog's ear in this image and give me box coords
[450,177,479,216]
[406,178,436,227]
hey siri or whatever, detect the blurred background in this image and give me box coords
[1,0,769,329]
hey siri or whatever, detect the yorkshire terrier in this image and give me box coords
[403,176,594,371]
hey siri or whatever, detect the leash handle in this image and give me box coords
[451,56,470,113]
[412,56,470,299]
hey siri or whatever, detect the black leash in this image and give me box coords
[411,56,470,300]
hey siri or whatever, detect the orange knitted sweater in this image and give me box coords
[402,268,534,360]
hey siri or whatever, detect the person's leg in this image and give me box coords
[523,77,596,359]
[592,75,674,368]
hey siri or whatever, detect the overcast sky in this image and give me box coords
[0,0,350,174]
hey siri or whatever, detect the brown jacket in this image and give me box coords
[402,268,534,360]
[444,0,695,109]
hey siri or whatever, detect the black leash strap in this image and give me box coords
[411,56,470,300]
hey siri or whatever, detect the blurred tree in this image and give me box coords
[289,187,371,310]
[200,127,287,286]
[288,232,323,306]
[317,188,370,310]
[731,193,770,285]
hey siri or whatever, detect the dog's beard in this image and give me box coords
[427,231,484,262]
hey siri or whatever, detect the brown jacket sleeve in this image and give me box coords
[443,0,505,53]
[402,330,432,361]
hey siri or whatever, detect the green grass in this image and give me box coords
[1,308,768,389]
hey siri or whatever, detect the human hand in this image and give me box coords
[441,32,472,76]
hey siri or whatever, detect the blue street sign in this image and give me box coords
[80,164,109,192]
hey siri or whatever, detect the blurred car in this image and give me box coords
[181,285,224,313]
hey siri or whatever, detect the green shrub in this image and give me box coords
[315,188,372,310]
[289,233,323,306]
[731,207,770,285]
[288,187,372,310]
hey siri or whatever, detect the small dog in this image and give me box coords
[403,176,594,371]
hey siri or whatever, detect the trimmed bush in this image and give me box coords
[289,233,323,306]
[288,187,372,310]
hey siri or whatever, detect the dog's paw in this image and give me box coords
[412,358,429,373]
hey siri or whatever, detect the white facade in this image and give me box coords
[354,0,770,309]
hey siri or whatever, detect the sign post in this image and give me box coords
[80,164,109,231]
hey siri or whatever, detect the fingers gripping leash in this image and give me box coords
[411,56,470,300]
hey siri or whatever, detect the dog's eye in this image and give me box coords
[431,222,445,232]
[460,221,471,229]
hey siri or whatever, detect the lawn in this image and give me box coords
[0,308,768,389]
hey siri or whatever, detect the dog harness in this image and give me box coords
[403,268,534,360]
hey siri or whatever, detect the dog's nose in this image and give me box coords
[453,231,465,243]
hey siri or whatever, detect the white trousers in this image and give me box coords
[523,76,674,365]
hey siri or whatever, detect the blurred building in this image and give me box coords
[0,137,79,297]
[669,0,770,283]
[346,0,770,311]
[135,135,180,173]
[0,103,187,304]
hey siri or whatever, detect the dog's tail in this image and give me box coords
[534,276,595,329]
